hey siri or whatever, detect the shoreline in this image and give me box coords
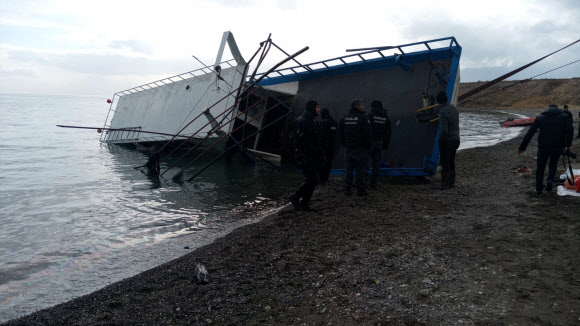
[5,109,580,325]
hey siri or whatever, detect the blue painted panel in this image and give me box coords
[273,38,462,177]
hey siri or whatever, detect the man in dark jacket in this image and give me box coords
[563,104,573,121]
[289,100,321,211]
[337,99,372,196]
[435,91,460,189]
[518,104,574,195]
[563,104,578,139]
[368,100,392,189]
[578,109,580,139]
[317,108,337,184]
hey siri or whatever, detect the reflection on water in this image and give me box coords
[0,143,300,321]
[0,94,300,322]
[0,94,525,322]
[459,110,525,151]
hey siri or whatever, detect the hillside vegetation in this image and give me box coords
[458,78,580,110]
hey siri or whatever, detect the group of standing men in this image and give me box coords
[289,98,392,211]
[338,99,392,196]
[289,91,460,211]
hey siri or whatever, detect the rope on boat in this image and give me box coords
[458,38,580,103]
[460,58,580,104]
[416,103,439,112]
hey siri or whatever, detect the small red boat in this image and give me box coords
[500,117,535,128]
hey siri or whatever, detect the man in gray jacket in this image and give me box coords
[435,91,460,189]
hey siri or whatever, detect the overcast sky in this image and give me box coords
[1,0,579,96]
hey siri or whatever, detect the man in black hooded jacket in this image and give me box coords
[338,99,371,196]
[368,100,392,188]
[290,100,321,211]
[435,91,460,189]
[318,108,337,184]
[518,104,574,194]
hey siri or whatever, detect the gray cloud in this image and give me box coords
[393,8,580,82]
[277,0,297,10]
[109,40,153,54]
[214,0,255,7]
[7,50,195,76]
[0,68,36,77]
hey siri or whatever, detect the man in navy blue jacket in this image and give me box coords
[290,100,322,211]
[435,91,460,189]
[337,99,371,196]
[368,100,391,189]
[518,104,574,195]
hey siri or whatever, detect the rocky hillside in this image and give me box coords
[458,78,580,110]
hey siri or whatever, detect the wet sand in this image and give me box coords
[4,111,580,325]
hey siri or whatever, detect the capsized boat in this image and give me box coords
[99,32,462,178]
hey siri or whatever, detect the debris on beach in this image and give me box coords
[513,166,532,175]
[194,263,208,284]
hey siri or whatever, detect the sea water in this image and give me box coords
[0,94,522,322]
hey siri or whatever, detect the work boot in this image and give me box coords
[300,201,314,212]
[289,194,301,211]
[439,171,450,190]
[545,182,553,192]
[449,171,456,188]
[357,189,369,196]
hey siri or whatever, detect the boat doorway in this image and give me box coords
[230,88,294,153]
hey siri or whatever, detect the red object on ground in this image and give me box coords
[502,117,536,128]
[575,177,580,192]
[107,99,112,103]
[97,128,102,133]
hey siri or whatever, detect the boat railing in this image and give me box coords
[253,37,460,80]
[103,126,142,142]
[100,58,237,143]
[115,59,237,97]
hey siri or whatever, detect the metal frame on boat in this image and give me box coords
[99,32,463,179]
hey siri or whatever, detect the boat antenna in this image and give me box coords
[191,55,233,89]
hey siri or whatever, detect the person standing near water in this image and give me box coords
[434,91,460,189]
[289,100,322,211]
[518,104,574,195]
[563,104,573,122]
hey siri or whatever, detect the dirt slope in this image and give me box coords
[459,78,580,110]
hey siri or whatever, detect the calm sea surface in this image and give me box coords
[0,94,522,322]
